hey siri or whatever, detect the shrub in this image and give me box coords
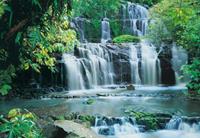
[0,108,42,138]
[113,35,140,43]
[182,58,200,94]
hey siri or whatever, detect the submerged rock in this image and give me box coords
[126,84,135,90]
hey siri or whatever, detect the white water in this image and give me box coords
[141,41,161,85]
[123,3,161,85]
[101,18,111,43]
[92,116,200,138]
[122,2,149,36]
[63,43,114,90]
[65,3,187,90]
[72,17,88,42]
[92,116,140,137]
[129,44,141,84]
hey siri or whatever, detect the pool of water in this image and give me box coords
[0,86,199,117]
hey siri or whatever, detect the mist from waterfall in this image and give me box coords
[171,43,188,85]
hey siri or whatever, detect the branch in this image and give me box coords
[4,18,29,42]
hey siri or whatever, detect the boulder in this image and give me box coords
[127,84,135,90]
[54,120,102,138]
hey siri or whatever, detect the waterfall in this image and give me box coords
[129,44,141,84]
[101,18,111,43]
[171,43,188,85]
[72,17,87,43]
[62,3,188,90]
[166,116,200,132]
[63,43,114,90]
[122,2,148,36]
[92,116,140,136]
[141,41,161,85]
[123,3,161,85]
[63,54,85,90]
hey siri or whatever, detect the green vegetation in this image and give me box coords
[113,35,140,43]
[0,108,42,138]
[125,109,159,130]
[0,0,77,95]
[72,0,161,41]
[84,98,95,105]
[149,0,200,94]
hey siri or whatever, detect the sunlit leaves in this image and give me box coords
[150,0,200,93]
[19,11,78,73]
[0,109,42,138]
[0,0,7,18]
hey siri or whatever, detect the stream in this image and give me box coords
[1,86,200,138]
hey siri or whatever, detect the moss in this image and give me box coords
[113,35,140,43]
[60,113,96,127]
[84,98,95,105]
[78,115,95,126]
[125,109,159,130]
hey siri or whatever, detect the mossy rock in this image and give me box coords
[113,35,140,43]
[125,109,159,130]
[83,98,95,105]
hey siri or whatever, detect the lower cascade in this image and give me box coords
[91,116,140,136]
[91,116,200,138]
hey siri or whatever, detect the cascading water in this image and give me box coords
[64,2,188,90]
[91,116,200,138]
[123,2,161,85]
[101,18,111,43]
[128,44,141,84]
[171,43,188,85]
[92,116,140,137]
[63,43,114,90]
[166,116,200,132]
[141,41,161,85]
[122,2,148,36]
[72,17,88,43]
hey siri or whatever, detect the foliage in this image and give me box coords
[0,108,42,138]
[0,0,7,18]
[19,12,78,72]
[72,0,121,19]
[147,19,172,46]
[113,35,140,43]
[182,58,200,94]
[84,98,95,105]
[0,65,15,95]
[72,0,121,41]
[150,0,200,93]
[0,0,76,95]
[125,109,159,130]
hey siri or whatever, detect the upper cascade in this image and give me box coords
[101,18,112,43]
[122,2,149,36]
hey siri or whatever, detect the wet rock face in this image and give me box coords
[158,43,176,85]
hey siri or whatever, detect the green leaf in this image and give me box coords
[0,84,12,96]
[15,32,22,45]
